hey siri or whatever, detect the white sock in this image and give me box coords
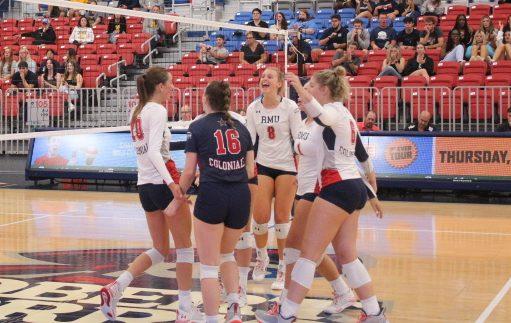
[280,298,299,319]
[329,277,350,295]
[116,271,133,291]
[361,295,380,316]
[278,259,286,271]
[279,288,288,303]
[205,315,218,323]
[178,290,192,311]
[257,247,268,260]
[239,267,251,288]
[225,292,239,306]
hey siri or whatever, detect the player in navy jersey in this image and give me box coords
[100,67,202,322]
[168,81,254,323]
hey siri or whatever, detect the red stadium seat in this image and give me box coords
[348,75,373,87]
[226,53,241,64]
[54,26,71,37]
[132,33,152,55]
[436,61,461,76]
[403,88,436,118]
[173,77,193,90]
[80,54,100,67]
[1,36,17,46]
[211,64,233,78]
[372,76,398,89]
[357,61,381,77]
[101,54,121,77]
[346,88,371,119]
[181,52,199,65]
[168,64,187,77]
[490,60,511,76]
[127,24,143,34]
[463,60,488,75]
[234,64,257,77]
[55,35,68,45]
[222,76,245,88]
[117,43,135,66]
[92,24,108,34]
[45,92,67,117]
[17,18,34,29]
[245,77,260,89]
[447,5,468,16]
[469,4,491,16]
[425,48,441,62]
[82,65,102,88]
[77,43,97,55]
[97,43,117,55]
[457,74,485,88]
[271,51,287,65]
[51,17,70,27]
[126,16,143,25]
[494,4,511,16]
[194,76,215,87]
[38,44,58,57]
[485,75,511,87]
[305,63,330,75]
[114,33,132,44]
[402,75,428,87]
[57,44,77,56]
[2,94,20,117]
[18,37,33,46]
[0,19,17,29]
[187,64,211,77]
[367,49,387,63]
[430,74,457,88]
[94,33,110,44]
[318,50,337,63]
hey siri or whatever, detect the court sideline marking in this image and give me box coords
[0,215,52,228]
[475,276,511,323]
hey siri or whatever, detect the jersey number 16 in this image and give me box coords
[214,129,241,155]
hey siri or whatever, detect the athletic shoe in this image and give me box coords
[323,289,358,314]
[225,302,242,323]
[68,102,76,112]
[271,265,285,290]
[255,304,296,323]
[239,286,248,307]
[100,281,123,321]
[176,304,204,323]
[252,256,269,281]
[359,307,389,323]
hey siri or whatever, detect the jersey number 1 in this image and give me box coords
[214,129,241,155]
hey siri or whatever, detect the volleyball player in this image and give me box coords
[170,81,254,323]
[246,67,302,290]
[257,67,387,322]
[100,67,202,322]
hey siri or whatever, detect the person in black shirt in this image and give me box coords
[373,0,400,20]
[318,14,349,51]
[10,61,38,89]
[21,18,56,45]
[288,33,312,64]
[402,43,435,82]
[452,14,473,47]
[397,16,420,49]
[107,14,127,43]
[405,110,437,131]
[247,8,269,40]
[172,81,254,322]
[496,107,511,132]
[117,0,141,9]
[239,32,267,64]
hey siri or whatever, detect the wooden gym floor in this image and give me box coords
[0,188,510,322]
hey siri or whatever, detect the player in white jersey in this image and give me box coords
[99,67,202,323]
[257,67,388,323]
[246,67,302,290]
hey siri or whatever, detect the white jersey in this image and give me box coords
[246,97,302,172]
[130,102,173,185]
[294,119,324,196]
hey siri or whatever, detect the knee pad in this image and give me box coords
[274,223,290,239]
[291,257,316,289]
[253,222,268,235]
[220,252,235,265]
[145,248,164,265]
[236,232,253,250]
[200,264,219,280]
[284,247,301,265]
[176,248,194,264]
[342,258,371,289]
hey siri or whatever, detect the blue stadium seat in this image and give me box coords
[313,18,331,29]
[315,9,334,20]
[210,30,232,41]
[307,39,320,48]
[280,10,294,20]
[263,41,281,53]
[338,8,356,15]
[262,11,274,21]
[393,21,405,32]
[234,11,252,22]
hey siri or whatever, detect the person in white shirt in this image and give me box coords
[246,67,302,291]
[99,67,203,323]
[69,16,94,45]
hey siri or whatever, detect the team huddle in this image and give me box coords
[99,65,388,323]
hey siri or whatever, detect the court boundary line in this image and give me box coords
[0,215,52,228]
[475,276,511,323]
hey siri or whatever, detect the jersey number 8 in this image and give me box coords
[214,129,241,155]
[267,126,275,140]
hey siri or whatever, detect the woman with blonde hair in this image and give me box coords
[0,47,16,81]
[377,45,406,79]
[13,46,37,74]
[465,30,494,61]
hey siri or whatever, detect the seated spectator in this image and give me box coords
[0,46,16,81]
[332,42,362,75]
[399,0,420,21]
[10,61,38,89]
[39,59,60,89]
[107,14,127,43]
[378,45,406,79]
[440,30,464,63]
[370,13,397,49]
[480,16,498,50]
[85,1,104,26]
[318,14,349,51]
[465,31,494,62]
[46,5,61,18]
[356,0,373,19]
[247,8,269,40]
[357,111,380,131]
[239,32,267,65]
[420,0,444,17]
[405,110,437,131]
[21,18,56,45]
[288,33,312,64]
[347,19,371,50]
[402,43,435,83]
[419,16,444,50]
[291,9,317,38]
[493,30,511,61]
[38,49,60,75]
[139,0,164,11]
[397,17,420,49]
[69,16,94,45]
[496,107,511,132]
[12,46,37,74]
[452,14,473,47]
[118,0,141,10]
[67,0,88,18]
[269,12,288,41]
[58,61,83,112]
[503,15,511,33]
[199,35,229,65]
[335,0,357,11]
[373,0,400,20]
[62,48,81,73]
[143,5,165,48]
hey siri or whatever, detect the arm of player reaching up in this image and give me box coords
[289,101,303,141]
[147,108,174,185]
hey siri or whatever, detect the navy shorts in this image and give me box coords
[295,193,317,202]
[248,176,258,185]
[138,184,173,212]
[194,181,251,229]
[319,179,367,214]
[257,163,297,180]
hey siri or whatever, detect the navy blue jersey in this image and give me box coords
[185,112,253,183]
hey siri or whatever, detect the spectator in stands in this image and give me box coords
[269,12,288,42]
[405,110,437,131]
[493,30,511,61]
[373,0,400,20]
[480,16,498,50]
[199,34,229,64]
[13,46,37,74]
[39,59,60,89]
[378,45,406,79]
[291,9,317,38]
[288,33,312,64]
[62,48,81,73]
[46,6,61,18]
[10,61,38,89]
[318,14,349,51]
[118,0,141,10]
[496,107,511,132]
[419,16,444,50]
[21,18,56,45]
[358,111,380,131]
[58,61,83,112]
[85,1,104,27]
[440,30,465,63]
[452,14,472,47]
[503,15,511,33]
[38,49,60,76]
[465,30,494,62]
[67,0,88,18]
[397,17,420,49]
[140,0,164,11]
[356,0,373,19]
[347,19,371,50]
[402,43,435,82]
[335,0,357,11]
[239,32,267,65]
[107,14,127,43]
[247,8,269,40]
[370,13,397,49]
[0,47,16,81]
[69,16,95,45]
[180,105,192,121]
[420,0,444,17]
[398,0,420,21]
[143,5,165,49]
[332,42,361,75]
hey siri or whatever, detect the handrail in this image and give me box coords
[140,34,157,53]
[109,74,127,87]
[143,48,159,65]
[108,59,127,80]
[173,26,188,59]
[95,72,106,88]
